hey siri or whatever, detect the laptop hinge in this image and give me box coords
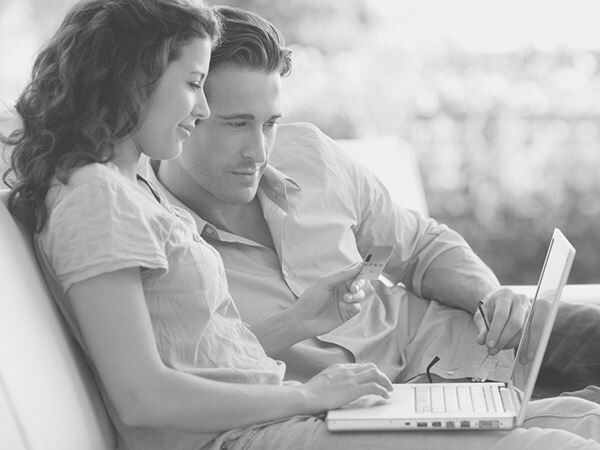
[499,385,519,414]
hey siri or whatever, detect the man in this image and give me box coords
[148,6,599,393]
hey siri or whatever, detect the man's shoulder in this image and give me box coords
[272,122,344,164]
[270,122,363,188]
[275,122,327,147]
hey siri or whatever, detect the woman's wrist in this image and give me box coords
[291,382,318,415]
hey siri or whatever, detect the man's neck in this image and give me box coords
[217,197,275,250]
[157,159,275,249]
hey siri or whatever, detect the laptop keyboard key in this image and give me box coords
[457,387,472,412]
[444,386,460,413]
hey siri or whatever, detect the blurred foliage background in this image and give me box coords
[1,0,599,284]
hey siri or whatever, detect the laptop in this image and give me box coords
[326,228,575,431]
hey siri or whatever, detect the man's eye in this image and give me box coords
[263,121,279,128]
[229,122,247,128]
[189,81,202,90]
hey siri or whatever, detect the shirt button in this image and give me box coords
[193,234,201,242]
[446,370,455,376]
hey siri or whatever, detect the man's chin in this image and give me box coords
[226,188,259,205]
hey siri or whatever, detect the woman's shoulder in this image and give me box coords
[45,162,138,213]
[50,162,130,196]
[66,162,125,189]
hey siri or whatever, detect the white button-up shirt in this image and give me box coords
[146,122,513,383]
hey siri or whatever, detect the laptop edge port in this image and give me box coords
[479,420,500,429]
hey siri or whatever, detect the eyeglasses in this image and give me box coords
[426,355,440,383]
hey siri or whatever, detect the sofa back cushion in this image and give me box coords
[0,190,115,450]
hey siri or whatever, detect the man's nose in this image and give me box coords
[243,130,267,163]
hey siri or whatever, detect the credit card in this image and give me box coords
[359,245,395,281]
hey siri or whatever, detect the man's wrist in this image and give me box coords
[250,306,310,355]
[282,304,313,342]
[473,281,501,309]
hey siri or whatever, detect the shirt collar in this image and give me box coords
[258,165,302,212]
[144,158,301,242]
[262,164,302,191]
[145,158,214,235]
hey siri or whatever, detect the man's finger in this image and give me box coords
[321,262,362,287]
[486,296,512,351]
[494,297,529,350]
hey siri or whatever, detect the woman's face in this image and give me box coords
[134,37,212,160]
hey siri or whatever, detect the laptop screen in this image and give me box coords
[510,229,575,410]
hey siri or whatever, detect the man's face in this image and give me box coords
[178,65,283,205]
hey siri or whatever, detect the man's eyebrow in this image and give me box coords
[216,113,283,121]
[217,113,256,120]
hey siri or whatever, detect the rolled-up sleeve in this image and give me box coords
[345,146,472,297]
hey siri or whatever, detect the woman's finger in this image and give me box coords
[350,364,393,391]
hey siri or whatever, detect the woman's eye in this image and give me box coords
[263,121,279,129]
[229,122,246,128]
[189,81,202,90]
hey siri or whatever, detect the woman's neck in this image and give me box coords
[112,138,142,181]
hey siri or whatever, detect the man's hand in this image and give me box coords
[293,263,367,338]
[475,287,532,355]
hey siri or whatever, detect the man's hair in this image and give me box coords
[210,5,292,77]
[2,0,220,232]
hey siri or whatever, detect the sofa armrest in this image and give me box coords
[505,284,600,306]
[336,137,429,217]
[0,190,115,450]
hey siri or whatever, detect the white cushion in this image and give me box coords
[337,137,429,217]
[0,190,115,450]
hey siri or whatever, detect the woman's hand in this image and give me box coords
[293,263,367,339]
[301,363,393,413]
[475,287,532,355]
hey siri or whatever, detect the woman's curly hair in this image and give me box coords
[1,0,220,232]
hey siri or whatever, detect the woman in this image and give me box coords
[1,1,391,449]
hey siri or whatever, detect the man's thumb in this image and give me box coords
[321,262,362,286]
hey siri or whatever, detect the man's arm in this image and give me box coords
[251,263,365,356]
[277,125,529,354]
[420,245,499,314]
[336,136,530,354]
[419,244,531,354]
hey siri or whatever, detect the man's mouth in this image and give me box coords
[231,167,262,178]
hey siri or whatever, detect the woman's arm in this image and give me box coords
[250,263,365,356]
[67,267,389,433]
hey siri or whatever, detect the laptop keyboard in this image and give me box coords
[415,384,501,414]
